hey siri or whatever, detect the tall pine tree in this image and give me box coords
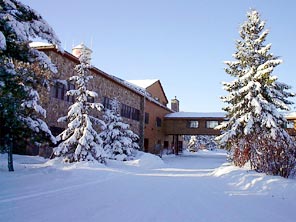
[53,54,106,163]
[100,98,139,161]
[216,10,296,177]
[0,0,61,171]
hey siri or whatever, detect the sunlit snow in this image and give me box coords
[1,150,295,222]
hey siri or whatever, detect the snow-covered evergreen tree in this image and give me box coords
[216,10,296,177]
[196,135,217,151]
[187,135,217,152]
[0,0,61,171]
[100,98,139,161]
[187,136,198,152]
[54,54,106,163]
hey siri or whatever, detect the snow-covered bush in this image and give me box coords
[216,10,296,177]
[0,0,61,171]
[187,136,198,152]
[100,98,139,161]
[53,54,106,163]
[187,135,218,152]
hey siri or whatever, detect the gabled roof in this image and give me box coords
[127,79,169,104]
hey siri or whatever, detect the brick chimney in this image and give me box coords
[171,96,179,112]
[72,43,92,64]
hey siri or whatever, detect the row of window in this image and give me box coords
[52,83,296,131]
[102,97,140,121]
[121,103,140,121]
[144,112,162,127]
[51,81,94,103]
[188,120,219,129]
[51,82,75,103]
[188,120,296,129]
[52,83,140,121]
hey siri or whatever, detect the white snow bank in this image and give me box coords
[45,157,106,170]
[107,151,165,169]
[212,161,296,198]
[0,151,164,173]
[126,151,165,168]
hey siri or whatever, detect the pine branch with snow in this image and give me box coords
[216,10,296,177]
[0,0,62,171]
[100,98,139,161]
[54,54,106,163]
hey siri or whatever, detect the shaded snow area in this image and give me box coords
[1,150,295,222]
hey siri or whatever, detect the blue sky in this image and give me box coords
[23,0,296,112]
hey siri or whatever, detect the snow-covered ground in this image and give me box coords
[1,150,295,222]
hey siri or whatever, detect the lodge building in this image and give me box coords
[33,43,178,155]
[31,43,296,156]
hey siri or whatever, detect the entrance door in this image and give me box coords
[144,138,149,152]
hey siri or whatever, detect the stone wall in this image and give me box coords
[39,49,144,149]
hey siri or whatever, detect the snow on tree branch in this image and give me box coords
[216,9,296,177]
[53,51,105,163]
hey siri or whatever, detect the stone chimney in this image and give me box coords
[171,96,179,112]
[72,43,92,64]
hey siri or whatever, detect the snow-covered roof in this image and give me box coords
[30,43,172,112]
[286,112,296,119]
[127,79,159,89]
[165,112,226,119]
[111,77,171,111]
[29,42,53,47]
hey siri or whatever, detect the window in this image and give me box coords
[145,112,149,124]
[188,121,199,128]
[52,82,65,100]
[66,82,75,103]
[52,81,77,102]
[119,103,140,121]
[103,97,112,110]
[131,108,140,121]
[206,121,219,129]
[286,121,294,129]
[57,83,65,100]
[121,104,131,119]
[156,117,162,127]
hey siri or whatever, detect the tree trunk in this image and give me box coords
[8,139,14,172]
